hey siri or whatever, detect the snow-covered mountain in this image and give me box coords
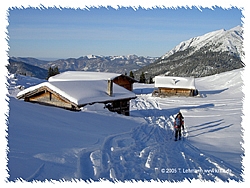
[10,55,157,79]
[6,68,244,182]
[162,25,244,59]
[134,26,244,80]
[7,58,48,79]
[9,26,244,82]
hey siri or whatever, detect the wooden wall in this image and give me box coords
[24,88,80,111]
[113,75,134,91]
[158,87,193,97]
[106,99,130,116]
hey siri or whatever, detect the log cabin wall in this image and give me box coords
[24,89,79,110]
[113,76,133,91]
[158,87,192,96]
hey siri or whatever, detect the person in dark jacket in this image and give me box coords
[174,112,184,141]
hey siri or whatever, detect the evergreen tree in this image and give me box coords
[129,71,134,79]
[47,67,53,79]
[139,72,146,83]
[148,76,154,84]
[53,66,60,75]
[47,66,60,79]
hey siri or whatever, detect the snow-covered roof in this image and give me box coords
[48,71,121,82]
[17,80,136,106]
[154,76,196,90]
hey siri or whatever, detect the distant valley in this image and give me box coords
[8,55,157,80]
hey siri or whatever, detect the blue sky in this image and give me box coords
[7,6,242,60]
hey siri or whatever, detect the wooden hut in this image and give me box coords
[17,71,137,115]
[152,76,198,97]
[48,71,137,91]
[113,74,136,91]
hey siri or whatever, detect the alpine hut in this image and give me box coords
[152,76,198,97]
[17,71,137,115]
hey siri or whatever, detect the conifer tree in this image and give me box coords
[129,71,134,79]
[148,76,154,84]
[139,72,146,83]
[47,66,60,79]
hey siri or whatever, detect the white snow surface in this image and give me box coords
[162,25,243,59]
[48,71,121,82]
[154,76,196,89]
[7,68,244,182]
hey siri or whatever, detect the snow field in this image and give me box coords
[6,68,244,182]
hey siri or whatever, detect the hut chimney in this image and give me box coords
[107,79,113,96]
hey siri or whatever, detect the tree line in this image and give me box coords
[127,70,153,84]
[47,66,154,84]
[46,66,60,79]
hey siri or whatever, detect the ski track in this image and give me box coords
[77,95,241,182]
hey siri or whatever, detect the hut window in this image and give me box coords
[49,92,52,101]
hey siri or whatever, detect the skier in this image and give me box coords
[174,112,184,141]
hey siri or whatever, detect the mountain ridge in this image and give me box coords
[9,55,157,79]
[8,26,244,80]
[161,25,243,60]
[134,25,244,80]
[7,58,48,79]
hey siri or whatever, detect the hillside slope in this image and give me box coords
[7,59,48,79]
[10,55,157,76]
[162,25,243,59]
[6,68,244,182]
[134,26,244,80]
